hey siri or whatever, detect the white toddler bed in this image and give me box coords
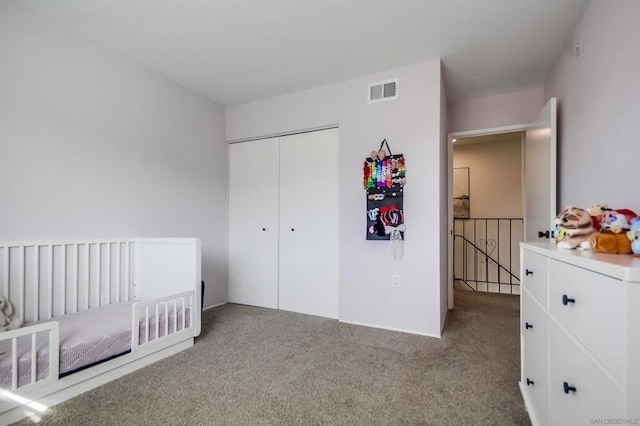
[0,238,201,424]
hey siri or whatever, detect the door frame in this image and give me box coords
[447,122,547,309]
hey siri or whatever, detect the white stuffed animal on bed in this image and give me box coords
[0,294,22,331]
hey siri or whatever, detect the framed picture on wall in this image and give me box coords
[453,167,470,218]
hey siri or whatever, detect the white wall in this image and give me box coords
[544,1,640,212]
[448,87,544,133]
[226,61,445,337]
[0,2,229,308]
[453,138,523,218]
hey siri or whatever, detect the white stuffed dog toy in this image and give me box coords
[0,294,22,331]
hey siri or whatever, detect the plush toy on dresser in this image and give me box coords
[601,208,637,234]
[590,232,633,254]
[627,219,640,256]
[589,208,638,254]
[554,206,598,249]
[553,225,568,243]
[587,204,609,231]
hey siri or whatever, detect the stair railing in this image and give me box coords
[453,218,523,294]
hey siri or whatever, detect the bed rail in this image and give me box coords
[131,290,195,352]
[0,322,59,391]
[0,240,135,324]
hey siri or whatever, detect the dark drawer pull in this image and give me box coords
[525,269,533,276]
[526,378,534,386]
[525,322,533,330]
[563,381,576,394]
[562,295,576,305]
[262,228,266,231]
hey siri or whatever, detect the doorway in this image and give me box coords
[446,96,557,309]
[452,131,525,295]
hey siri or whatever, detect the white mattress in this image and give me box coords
[0,302,190,389]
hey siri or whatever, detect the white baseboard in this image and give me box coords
[338,319,441,338]
[203,301,227,311]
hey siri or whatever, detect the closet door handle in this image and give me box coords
[563,381,576,394]
[562,295,576,305]
[526,378,534,386]
[525,322,533,330]
[525,269,533,276]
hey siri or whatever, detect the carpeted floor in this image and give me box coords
[18,290,530,425]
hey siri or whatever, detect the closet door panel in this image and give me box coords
[228,138,279,309]
[279,129,339,319]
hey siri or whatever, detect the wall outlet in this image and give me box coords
[392,275,401,288]
[574,37,582,57]
[101,295,109,305]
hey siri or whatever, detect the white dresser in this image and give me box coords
[520,243,640,426]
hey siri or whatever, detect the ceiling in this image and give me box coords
[15,0,589,106]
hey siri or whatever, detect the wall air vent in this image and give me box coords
[368,78,399,103]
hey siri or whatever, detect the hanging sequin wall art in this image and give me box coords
[363,139,406,245]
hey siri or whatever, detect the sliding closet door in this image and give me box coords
[278,129,339,319]
[228,138,279,309]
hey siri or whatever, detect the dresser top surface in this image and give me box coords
[521,242,640,282]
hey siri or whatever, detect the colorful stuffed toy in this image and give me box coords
[554,225,568,243]
[585,206,638,253]
[554,206,598,249]
[587,204,608,232]
[601,208,638,234]
[590,232,633,254]
[627,219,640,256]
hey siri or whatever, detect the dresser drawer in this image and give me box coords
[548,259,625,381]
[521,249,548,306]
[549,322,624,425]
[521,290,549,425]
